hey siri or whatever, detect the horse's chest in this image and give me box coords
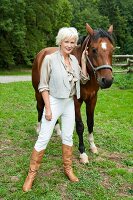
[80,84,98,101]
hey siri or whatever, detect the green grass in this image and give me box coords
[0,66,31,75]
[113,72,133,89]
[0,82,133,200]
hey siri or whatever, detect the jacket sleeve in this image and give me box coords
[77,63,90,85]
[72,55,90,85]
[38,55,51,92]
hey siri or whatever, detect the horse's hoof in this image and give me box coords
[80,153,89,164]
[90,147,98,154]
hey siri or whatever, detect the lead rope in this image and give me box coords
[84,37,97,76]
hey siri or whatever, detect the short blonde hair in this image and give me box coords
[56,27,79,46]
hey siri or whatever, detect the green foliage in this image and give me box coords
[47,0,73,46]
[0,0,72,68]
[69,0,109,35]
[98,0,133,54]
[0,0,132,68]
[113,73,133,89]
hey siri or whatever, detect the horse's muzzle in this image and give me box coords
[98,76,114,89]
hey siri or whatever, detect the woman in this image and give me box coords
[23,27,89,192]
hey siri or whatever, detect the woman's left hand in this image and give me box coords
[81,50,87,63]
[80,49,88,77]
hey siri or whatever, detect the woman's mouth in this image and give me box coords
[66,48,72,51]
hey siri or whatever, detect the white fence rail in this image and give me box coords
[112,55,133,73]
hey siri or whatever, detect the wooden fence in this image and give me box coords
[112,55,133,73]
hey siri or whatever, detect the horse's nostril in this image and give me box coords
[100,77,113,88]
[102,77,106,83]
[102,77,113,83]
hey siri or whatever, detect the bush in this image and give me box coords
[113,72,133,89]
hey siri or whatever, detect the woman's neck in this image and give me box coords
[59,50,71,69]
[60,50,69,60]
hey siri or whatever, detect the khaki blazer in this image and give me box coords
[38,51,86,99]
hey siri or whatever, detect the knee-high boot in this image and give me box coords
[62,144,79,182]
[22,148,45,192]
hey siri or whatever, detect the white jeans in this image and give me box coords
[34,95,75,151]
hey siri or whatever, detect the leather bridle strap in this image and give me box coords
[84,37,112,73]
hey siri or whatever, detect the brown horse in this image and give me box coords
[32,23,114,163]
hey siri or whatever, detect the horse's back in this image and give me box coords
[32,47,58,91]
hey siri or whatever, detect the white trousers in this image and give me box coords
[34,95,75,152]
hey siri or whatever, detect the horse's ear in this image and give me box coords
[108,25,113,34]
[86,23,94,36]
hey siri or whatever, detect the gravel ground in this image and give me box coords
[0,75,31,83]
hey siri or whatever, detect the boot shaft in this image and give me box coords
[62,144,79,182]
[62,144,73,168]
[22,148,45,192]
[29,148,45,171]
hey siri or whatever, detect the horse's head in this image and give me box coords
[84,23,114,89]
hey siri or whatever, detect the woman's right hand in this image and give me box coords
[41,91,52,121]
[45,108,52,121]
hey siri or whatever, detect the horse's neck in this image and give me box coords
[87,75,99,92]
[72,45,82,64]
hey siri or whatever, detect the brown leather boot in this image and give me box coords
[62,144,79,182]
[22,148,44,192]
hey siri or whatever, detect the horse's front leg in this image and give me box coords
[86,96,98,154]
[74,97,89,164]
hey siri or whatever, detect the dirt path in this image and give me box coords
[0,75,31,83]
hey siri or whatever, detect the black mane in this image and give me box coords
[93,29,114,44]
[78,28,114,45]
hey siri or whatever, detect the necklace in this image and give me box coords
[64,58,71,70]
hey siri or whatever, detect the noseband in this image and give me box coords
[84,36,112,75]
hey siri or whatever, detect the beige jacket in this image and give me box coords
[38,50,89,99]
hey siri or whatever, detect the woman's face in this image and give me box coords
[60,37,76,55]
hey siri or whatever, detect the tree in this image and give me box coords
[0,0,73,68]
[69,0,110,35]
[0,0,16,67]
[0,0,132,68]
[98,0,133,54]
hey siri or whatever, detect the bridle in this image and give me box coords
[84,36,112,75]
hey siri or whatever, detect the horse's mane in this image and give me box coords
[78,28,114,45]
[93,29,114,44]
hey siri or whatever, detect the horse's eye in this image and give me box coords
[92,48,97,54]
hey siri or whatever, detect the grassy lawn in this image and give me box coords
[0,81,133,200]
[0,67,31,75]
